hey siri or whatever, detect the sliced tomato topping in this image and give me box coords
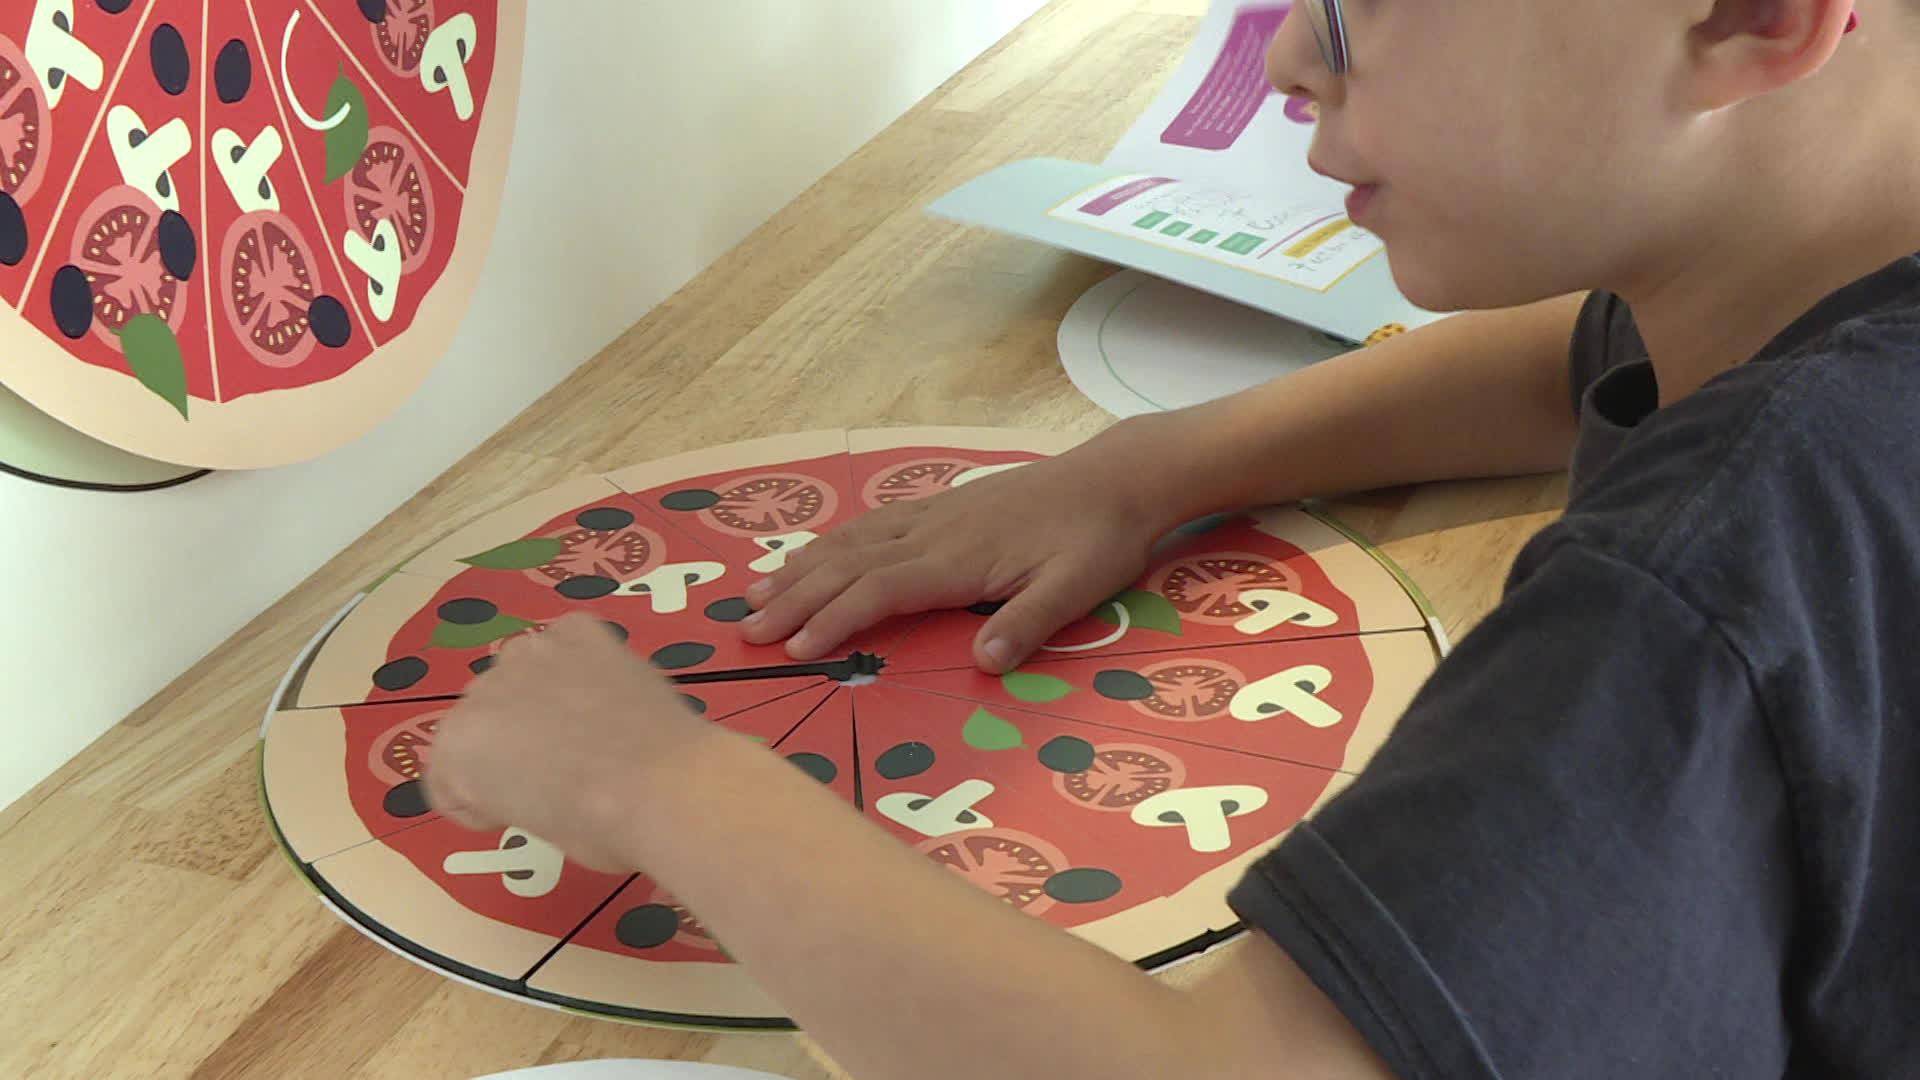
[1055,744,1187,811]
[917,827,1066,913]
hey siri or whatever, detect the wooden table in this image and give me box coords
[0,2,1567,1076]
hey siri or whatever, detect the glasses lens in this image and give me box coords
[1303,1,1338,72]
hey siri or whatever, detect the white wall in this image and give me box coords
[0,0,1046,811]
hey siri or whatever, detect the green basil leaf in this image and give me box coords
[1000,671,1074,703]
[322,70,370,183]
[962,708,1024,751]
[117,314,188,419]
[430,613,535,650]
[1094,589,1182,636]
[458,537,564,571]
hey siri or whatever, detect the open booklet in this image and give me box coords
[928,0,1442,345]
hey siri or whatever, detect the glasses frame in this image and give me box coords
[1302,0,1352,75]
[1299,6,1851,79]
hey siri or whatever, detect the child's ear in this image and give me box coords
[1685,0,1853,109]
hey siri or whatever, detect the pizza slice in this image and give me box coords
[765,688,857,805]
[303,813,634,986]
[604,430,859,574]
[298,0,501,183]
[883,506,1427,672]
[850,682,1349,961]
[844,425,1081,511]
[203,0,378,400]
[292,570,451,707]
[886,630,1436,775]
[682,677,834,734]
[524,870,787,1027]
[261,698,449,863]
[273,4,460,346]
[392,474,692,584]
[523,688,851,1026]
[1,0,147,305]
[17,0,213,414]
[293,509,784,706]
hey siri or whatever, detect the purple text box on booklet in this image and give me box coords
[1161,6,1291,150]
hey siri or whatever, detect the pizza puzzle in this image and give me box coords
[259,427,1445,1028]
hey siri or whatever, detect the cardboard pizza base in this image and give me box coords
[259,426,1444,1029]
[0,3,526,470]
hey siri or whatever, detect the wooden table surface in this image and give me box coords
[0,2,1567,1076]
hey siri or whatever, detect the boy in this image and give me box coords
[424,0,1920,1075]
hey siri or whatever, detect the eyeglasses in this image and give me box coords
[1300,0,1351,76]
[1298,3,1855,77]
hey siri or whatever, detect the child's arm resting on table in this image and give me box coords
[424,616,1391,1080]
[430,536,1796,1079]
[744,293,1588,672]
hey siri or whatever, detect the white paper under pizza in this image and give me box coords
[1059,270,1352,418]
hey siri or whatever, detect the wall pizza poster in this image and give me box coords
[0,0,524,470]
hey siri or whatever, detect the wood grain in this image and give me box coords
[0,2,1565,1075]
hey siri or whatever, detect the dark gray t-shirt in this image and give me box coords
[1230,255,1920,1078]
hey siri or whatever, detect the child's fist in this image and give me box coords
[424,613,710,873]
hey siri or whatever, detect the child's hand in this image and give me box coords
[740,451,1169,673]
[422,613,710,873]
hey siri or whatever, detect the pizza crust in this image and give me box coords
[291,570,446,708]
[262,707,382,863]
[395,473,638,580]
[603,429,853,496]
[1248,506,1427,634]
[1343,630,1441,775]
[526,945,787,1024]
[307,830,568,982]
[1069,771,1356,963]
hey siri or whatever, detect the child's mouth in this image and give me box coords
[1345,183,1380,225]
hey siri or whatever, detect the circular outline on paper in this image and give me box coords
[1058,270,1353,418]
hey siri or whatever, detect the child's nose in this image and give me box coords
[1266,5,1338,109]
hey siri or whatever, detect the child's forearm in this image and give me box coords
[604,727,1306,1080]
[1094,293,1587,525]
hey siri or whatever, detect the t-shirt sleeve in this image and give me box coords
[1567,291,1645,414]
[1229,541,1798,1079]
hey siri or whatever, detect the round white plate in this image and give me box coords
[1057,270,1353,417]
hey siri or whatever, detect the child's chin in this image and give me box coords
[1384,249,1548,314]
[1380,252,1465,312]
